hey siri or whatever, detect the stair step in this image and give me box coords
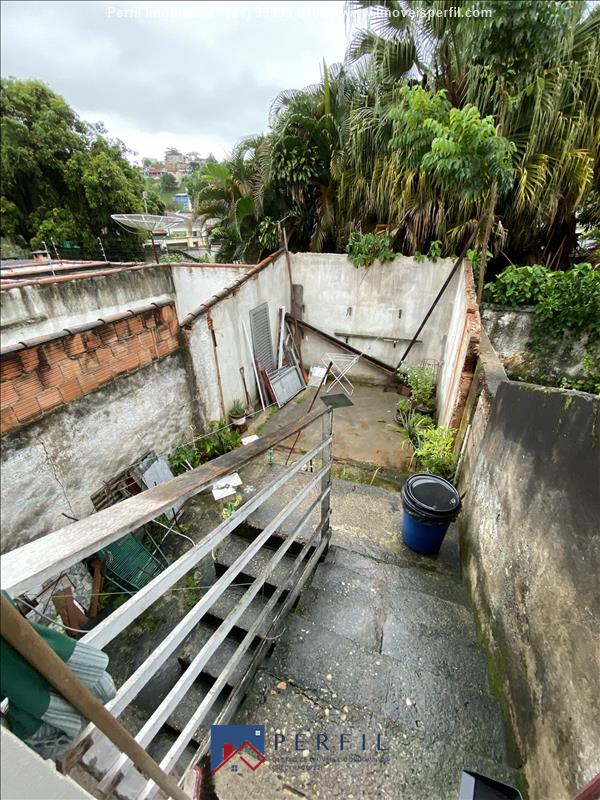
[178,623,254,685]
[237,669,518,800]
[242,463,459,575]
[202,582,285,640]
[314,547,469,607]
[267,614,507,765]
[213,533,302,596]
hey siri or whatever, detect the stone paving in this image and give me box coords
[223,479,516,800]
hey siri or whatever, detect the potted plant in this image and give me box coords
[228,400,247,427]
[395,366,411,396]
[407,364,437,416]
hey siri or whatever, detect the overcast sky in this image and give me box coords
[1,1,360,162]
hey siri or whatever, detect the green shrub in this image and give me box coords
[399,409,434,449]
[168,443,200,475]
[198,420,242,459]
[228,399,246,418]
[484,264,550,305]
[407,364,437,408]
[396,397,412,416]
[414,426,458,480]
[168,420,242,475]
[346,232,395,269]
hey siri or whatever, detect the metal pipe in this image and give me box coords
[396,228,479,370]
[241,320,265,410]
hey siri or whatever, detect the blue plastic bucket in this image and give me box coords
[402,509,451,555]
[401,473,461,555]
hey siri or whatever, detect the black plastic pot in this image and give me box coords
[413,404,435,417]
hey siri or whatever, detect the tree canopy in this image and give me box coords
[189,0,599,268]
[0,78,163,259]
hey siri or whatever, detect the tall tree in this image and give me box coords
[1,78,160,259]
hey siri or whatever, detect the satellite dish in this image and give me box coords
[111,213,186,233]
[111,213,187,263]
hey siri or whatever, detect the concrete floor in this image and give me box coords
[250,384,411,473]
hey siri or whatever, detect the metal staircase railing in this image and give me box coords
[0,405,333,800]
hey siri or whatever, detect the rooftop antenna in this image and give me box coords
[111,212,186,264]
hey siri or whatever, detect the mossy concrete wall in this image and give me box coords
[460,379,600,799]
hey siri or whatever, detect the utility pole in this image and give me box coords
[97,236,108,263]
[49,236,61,263]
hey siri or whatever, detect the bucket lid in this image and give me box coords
[403,473,460,515]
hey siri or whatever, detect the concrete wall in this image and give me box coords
[1,728,93,799]
[0,352,196,552]
[482,305,590,382]
[290,252,459,384]
[459,376,600,799]
[171,264,250,321]
[186,254,290,420]
[437,262,480,428]
[1,268,174,349]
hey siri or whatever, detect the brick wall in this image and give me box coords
[0,304,181,435]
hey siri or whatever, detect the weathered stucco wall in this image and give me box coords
[1,268,174,348]
[437,262,480,428]
[171,264,250,321]
[290,252,459,384]
[0,352,197,552]
[186,254,290,419]
[459,379,600,800]
[482,305,590,382]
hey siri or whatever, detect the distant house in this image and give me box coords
[164,150,185,172]
[145,165,163,180]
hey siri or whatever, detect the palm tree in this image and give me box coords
[344,0,600,267]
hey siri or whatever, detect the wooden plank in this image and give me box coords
[80,441,328,651]
[0,406,329,596]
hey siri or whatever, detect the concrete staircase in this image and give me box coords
[231,476,518,800]
[82,471,517,800]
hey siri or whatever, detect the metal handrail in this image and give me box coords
[93,453,331,791]
[2,406,334,800]
[1,405,331,596]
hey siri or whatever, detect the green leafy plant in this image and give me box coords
[159,251,184,263]
[396,405,434,449]
[485,263,600,356]
[346,232,395,269]
[484,264,551,306]
[228,399,246,418]
[168,443,200,476]
[396,397,412,416]
[407,364,437,409]
[198,420,242,459]
[184,574,200,609]
[427,240,442,261]
[222,495,242,520]
[258,217,280,251]
[413,426,458,480]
